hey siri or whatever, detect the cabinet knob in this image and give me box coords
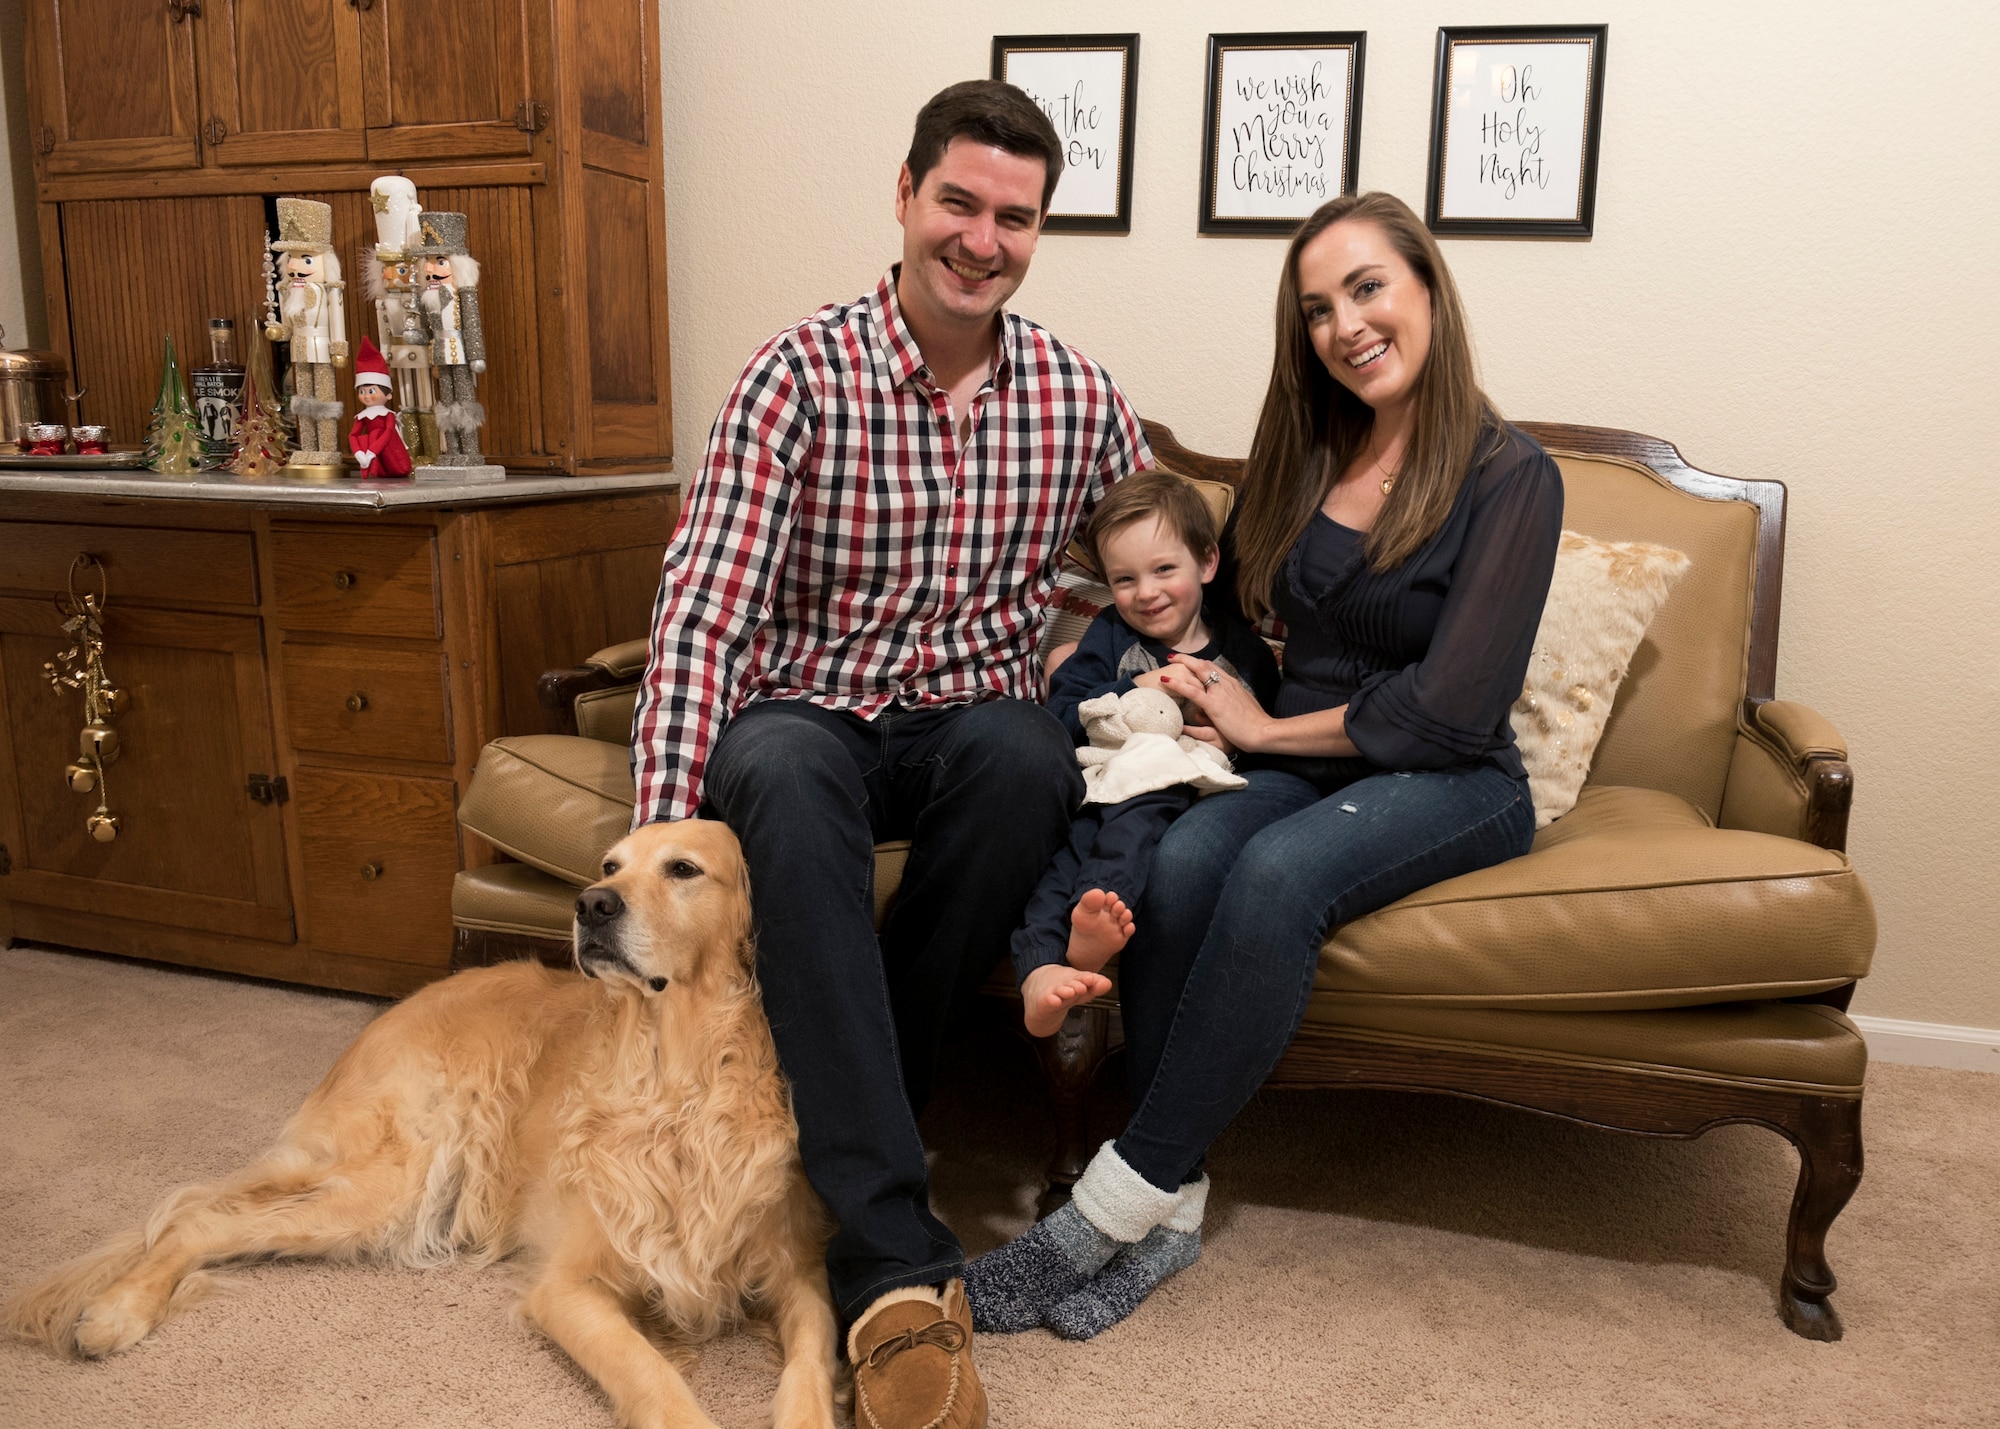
[332,570,355,590]
[361,862,383,881]
[346,692,368,713]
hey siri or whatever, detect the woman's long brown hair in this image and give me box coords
[1235,192,1501,620]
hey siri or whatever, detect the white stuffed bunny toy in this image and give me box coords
[1074,686,1247,805]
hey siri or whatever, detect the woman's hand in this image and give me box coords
[1161,655,1273,754]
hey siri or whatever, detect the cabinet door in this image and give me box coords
[360,0,538,161]
[26,0,202,176]
[0,597,292,944]
[196,0,367,166]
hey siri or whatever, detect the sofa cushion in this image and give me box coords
[1512,531,1690,828]
[453,860,581,938]
[1316,785,1874,1010]
[1295,999,1866,1095]
[458,735,634,886]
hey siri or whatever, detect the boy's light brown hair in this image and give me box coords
[1083,470,1220,577]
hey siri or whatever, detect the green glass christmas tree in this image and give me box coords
[143,334,201,474]
[228,336,292,476]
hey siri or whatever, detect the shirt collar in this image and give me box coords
[872,266,1017,395]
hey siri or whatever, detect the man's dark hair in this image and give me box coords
[906,80,1064,212]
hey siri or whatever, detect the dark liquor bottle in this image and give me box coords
[191,318,247,469]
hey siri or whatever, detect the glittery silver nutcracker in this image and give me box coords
[364,177,439,464]
[413,211,498,473]
[263,198,348,474]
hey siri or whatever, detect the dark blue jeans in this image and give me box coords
[701,696,1081,1321]
[1009,785,1194,984]
[1113,763,1535,1192]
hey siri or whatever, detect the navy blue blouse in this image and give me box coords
[1251,422,1563,782]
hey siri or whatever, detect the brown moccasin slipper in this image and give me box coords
[849,1279,987,1429]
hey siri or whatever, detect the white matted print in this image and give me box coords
[993,34,1139,232]
[1426,26,1608,237]
[1202,33,1365,234]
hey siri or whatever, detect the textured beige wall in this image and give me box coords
[0,0,44,346]
[0,4,1988,1026]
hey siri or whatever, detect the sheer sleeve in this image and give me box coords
[1343,436,1563,770]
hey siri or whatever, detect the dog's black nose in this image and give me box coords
[576,887,625,928]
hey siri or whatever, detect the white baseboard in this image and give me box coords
[1852,1014,2000,1073]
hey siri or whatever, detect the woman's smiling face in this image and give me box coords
[1296,218,1434,419]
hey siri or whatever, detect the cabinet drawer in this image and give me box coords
[272,524,441,637]
[282,644,453,763]
[293,768,458,967]
[0,523,257,606]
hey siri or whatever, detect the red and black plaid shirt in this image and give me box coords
[633,269,1152,824]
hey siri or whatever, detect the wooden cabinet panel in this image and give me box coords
[0,597,290,941]
[27,0,201,175]
[272,524,441,637]
[360,0,536,161]
[0,524,256,606]
[59,195,270,444]
[281,642,451,763]
[292,766,457,966]
[577,0,647,145]
[198,0,367,166]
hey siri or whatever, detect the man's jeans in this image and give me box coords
[702,696,1082,1322]
[1113,764,1536,1192]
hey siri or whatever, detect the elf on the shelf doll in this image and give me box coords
[347,337,413,478]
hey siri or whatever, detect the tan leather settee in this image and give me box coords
[450,422,1875,1341]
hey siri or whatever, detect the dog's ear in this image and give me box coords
[731,855,757,969]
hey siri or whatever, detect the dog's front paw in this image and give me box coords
[72,1290,156,1358]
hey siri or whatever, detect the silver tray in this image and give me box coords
[0,446,152,471]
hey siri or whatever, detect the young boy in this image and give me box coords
[1014,472,1279,1036]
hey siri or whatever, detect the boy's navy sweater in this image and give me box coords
[1046,601,1281,743]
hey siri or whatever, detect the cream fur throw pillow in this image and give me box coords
[1513,531,1691,828]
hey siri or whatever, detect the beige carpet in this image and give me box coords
[1,943,1995,1429]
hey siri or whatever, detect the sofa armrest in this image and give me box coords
[1755,701,1847,763]
[536,640,650,738]
[1719,701,1854,852]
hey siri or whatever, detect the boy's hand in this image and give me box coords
[1131,668,1170,690]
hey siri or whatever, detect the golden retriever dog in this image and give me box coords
[5,821,839,1429]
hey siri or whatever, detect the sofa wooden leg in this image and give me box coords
[1778,1095,1863,1341]
[1032,1003,1115,1217]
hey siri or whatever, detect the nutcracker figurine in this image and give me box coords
[412,210,503,481]
[364,177,439,463]
[263,198,348,477]
[348,338,413,479]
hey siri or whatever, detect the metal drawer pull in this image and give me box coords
[332,570,356,590]
[361,862,383,881]
[346,692,368,712]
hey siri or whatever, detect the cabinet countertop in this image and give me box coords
[0,468,679,511]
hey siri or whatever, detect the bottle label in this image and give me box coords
[192,369,246,450]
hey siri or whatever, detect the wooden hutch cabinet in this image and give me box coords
[0,475,677,996]
[24,0,672,472]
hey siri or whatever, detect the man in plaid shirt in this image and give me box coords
[631,81,1149,1422]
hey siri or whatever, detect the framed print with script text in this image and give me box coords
[992,34,1139,233]
[1201,31,1365,235]
[1425,25,1608,237]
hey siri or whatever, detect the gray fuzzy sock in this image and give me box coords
[964,1141,1182,1333]
[962,1200,1119,1333]
[1044,1225,1202,1339]
[1044,1173,1209,1340]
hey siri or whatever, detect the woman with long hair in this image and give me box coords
[967,192,1562,1338]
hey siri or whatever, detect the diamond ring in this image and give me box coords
[1201,671,1222,689]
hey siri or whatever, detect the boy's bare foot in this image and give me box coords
[1066,889,1134,974]
[1021,965,1113,1038]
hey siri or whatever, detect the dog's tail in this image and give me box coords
[2,1228,150,1354]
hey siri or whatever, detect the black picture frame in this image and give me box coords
[992,33,1140,233]
[1200,31,1366,236]
[1425,24,1608,238]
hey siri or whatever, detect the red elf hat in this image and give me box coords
[352,336,392,389]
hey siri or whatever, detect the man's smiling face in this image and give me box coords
[895,137,1046,342]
